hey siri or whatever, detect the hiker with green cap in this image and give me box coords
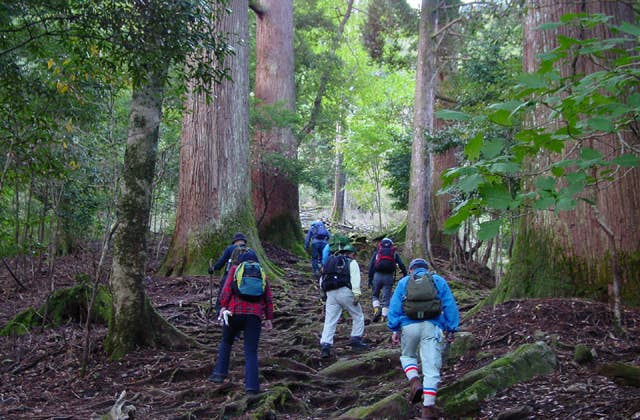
[387,258,459,420]
[318,243,368,358]
[209,232,248,316]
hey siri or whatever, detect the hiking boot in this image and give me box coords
[408,377,422,404]
[321,345,331,359]
[372,307,381,322]
[207,373,225,384]
[350,340,369,352]
[421,405,438,420]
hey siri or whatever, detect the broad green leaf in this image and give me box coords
[536,21,563,31]
[517,73,547,89]
[489,162,521,174]
[464,133,483,162]
[611,153,640,167]
[586,117,615,132]
[617,22,640,37]
[534,195,555,210]
[628,93,640,108]
[488,109,513,126]
[480,184,512,210]
[550,165,564,177]
[535,176,556,191]
[435,109,471,121]
[478,219,502,240]
[481,138,505,159]
[443,201,478,233]
[488,100,526,112]
[580,147,602,160]
[457,173,484,193]
[556,196,577,211]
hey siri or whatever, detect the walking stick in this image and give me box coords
[207,258,214,320]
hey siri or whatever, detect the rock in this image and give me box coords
[339,392,412,419]
[446,331,478,363]
[573,344,596,364]
[439,341,557,416]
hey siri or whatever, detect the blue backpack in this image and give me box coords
[311,221,329,240]
[232,262,266,302]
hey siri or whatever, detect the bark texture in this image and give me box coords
[252,0,303,250]
[162,1,267,276]
[405,0,438,261]
[107,68,191,358]
[496,0,640,306]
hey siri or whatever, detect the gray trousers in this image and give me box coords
[320,286,365,346]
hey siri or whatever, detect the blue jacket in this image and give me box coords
[387,268,459,333]
[321,243,331,265]
[212,243,240,272]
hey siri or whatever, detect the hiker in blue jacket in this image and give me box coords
[387,258,459,420]
[209,232,248,315]
[304,220,330,277]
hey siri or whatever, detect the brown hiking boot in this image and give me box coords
[421,405,438,420]
[408,377,422,404]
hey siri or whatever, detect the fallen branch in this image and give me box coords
[2,257,27,290]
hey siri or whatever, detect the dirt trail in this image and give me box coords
[1,242,639,419]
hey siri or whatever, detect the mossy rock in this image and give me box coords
[439,341,557,416]
[598,362,640,387]
[1,281,112,336]
[573,344,596,364]
[446,331,478,363]
[339,392,412,419]
[319,348,400,379]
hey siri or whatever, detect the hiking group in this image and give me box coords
[206,224,459,420]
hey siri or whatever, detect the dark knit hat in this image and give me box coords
[409,258,429,271]
[232,232,247,243]
[238,249,258,263]
[380,238,393,247]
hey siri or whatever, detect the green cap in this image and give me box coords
[339,243,357,253]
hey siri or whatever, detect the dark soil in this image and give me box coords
[1,240,639,419]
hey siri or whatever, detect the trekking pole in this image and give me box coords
[208,258,214,321]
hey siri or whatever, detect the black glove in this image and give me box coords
[208,266,214,275]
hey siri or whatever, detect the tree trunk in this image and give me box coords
[430,144,457,249]
[494,0,640,308]
[162,0,270,276]
[405,0,438,261]
[331,126,346,223]
[252,0,303,251]
[106,66,191,358]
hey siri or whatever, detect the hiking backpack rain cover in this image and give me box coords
[232,262,267,302]
[374,243,397,273]
[321,255,351,292]
[402,271,442,320]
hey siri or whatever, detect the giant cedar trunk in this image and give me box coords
[252,0,303,250]
[162,1,265,276]
[494,0,640,306]
[107,67,190,358]
[405,0,438,261]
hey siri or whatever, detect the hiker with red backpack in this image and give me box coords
[367,238,407,322]
[387,258,459,420]
[208,249,274,395]
[304,220,331,277]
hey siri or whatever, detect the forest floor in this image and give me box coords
[1,239,639,419]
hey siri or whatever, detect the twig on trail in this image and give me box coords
[2,257,27,290]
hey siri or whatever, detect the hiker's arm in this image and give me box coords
[386,280,405,331]
[349,260,361,297]
[395,254,407,276]
[321,243,330,265]
[436,276,460,332]
[219,266,236,308]
[304,229,312,249]
[213,247,232,271]
[367,253,376,282]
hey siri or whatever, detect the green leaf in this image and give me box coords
[535,176,556,191]
[580,147,602,161]
[464,133,483,162]
[536,21,563,31]
[457,173,483,193]
[534,195,555,210]
[550,165,564,177]
[481,138,505,159]
[556,197,577,211]
[478,219,501,240]
[488,109,513,126]
[489,162,521,174]
[435,109,471,121]
[617,22,640,37]
[517,73,547,89]
[480,184,512,210]
[586,117,615,133]
[611,153,640,167]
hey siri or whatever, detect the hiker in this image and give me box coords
[387,258,459,420]
[304,220,331,277]
[319,243,368,358]
[208,249,274,394]
[367,238,407,323]
[209,232,248,315]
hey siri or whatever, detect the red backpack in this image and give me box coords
[374,243,397,273]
